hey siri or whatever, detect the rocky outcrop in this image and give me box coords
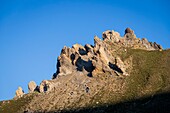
[52,35,130,80]
[125,27,134,34]
[15,87,24,98]
[39,80,54,93]
[102,30,120,43]
[115,57,128,76]
[52,28,163,80]
[28,81,37,93]
[102,28,162,50]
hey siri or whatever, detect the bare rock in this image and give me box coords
[84,44,94,53]
[151,42,163,50]
[39,80,54,93]
[125,27,134,34]
[15,87,24,98]
[61,46,75,58]
[124,28,136,40]
[28,81,37,93]
[115,57,128,76]
[102,30,120,42]
[98,45,110,64]
[72,43,87,55]
[57,54,74,76]
[94,35,103,49]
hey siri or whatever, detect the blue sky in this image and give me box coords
[0,0,169,100]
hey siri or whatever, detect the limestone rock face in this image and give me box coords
[15,87,24,98]
[28,81,37,93]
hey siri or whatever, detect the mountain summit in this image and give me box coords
[1,28,170,113]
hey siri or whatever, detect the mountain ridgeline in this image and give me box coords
[1,28,170,113]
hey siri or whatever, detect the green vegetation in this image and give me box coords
[123,49,170,100]
[0,94,34,113]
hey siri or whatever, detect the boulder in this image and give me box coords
[125,28,134,34]
[102,30,120,42]
[39,80,54,93]
[124,28,136,40]
[15,87,24,98]
[115,57,128,76]
[28,81,37,93]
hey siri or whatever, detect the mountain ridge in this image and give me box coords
[1,28,170,113]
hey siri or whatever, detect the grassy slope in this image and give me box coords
[0,93,35,113]
[124,49,170,99]
[65,49,170,113]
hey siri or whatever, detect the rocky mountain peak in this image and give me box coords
[14,28,163,96]
[10,28,168,113]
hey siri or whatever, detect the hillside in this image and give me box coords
[0,28,170,113]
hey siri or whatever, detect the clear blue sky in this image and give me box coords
[0,0,169,101]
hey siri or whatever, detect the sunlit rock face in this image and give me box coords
[28,81,37,93]
[15,87,24,98]
[102,28,162,50]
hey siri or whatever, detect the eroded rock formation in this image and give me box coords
[52,28,162,80]
[28,81,37,93]
[15,87,24,98]
[103,28,162,50]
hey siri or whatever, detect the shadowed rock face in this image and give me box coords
[8,28,168,113]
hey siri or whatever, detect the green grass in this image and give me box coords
[0,94,34,113]
[123,49,170,100]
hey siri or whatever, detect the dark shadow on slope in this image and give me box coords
[46,92,170,113]
[109,62,123,74]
